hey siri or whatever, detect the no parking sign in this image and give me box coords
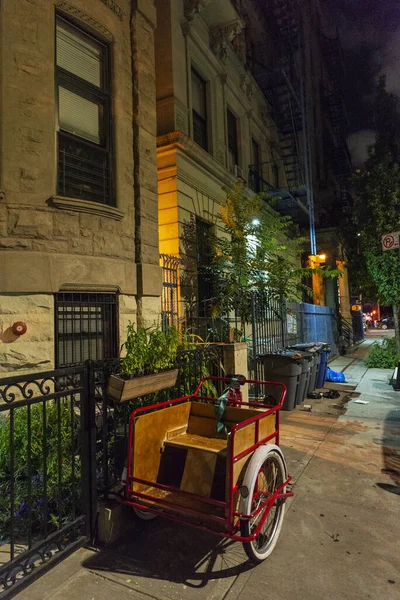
[381,232,400,251]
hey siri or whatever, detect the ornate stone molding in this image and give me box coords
[240,74,254,99]
[56,1,114,40]
[99,0,125,20]
[210,18,245,63]
[184,0,212,22]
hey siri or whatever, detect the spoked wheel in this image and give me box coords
[240,446,287,564]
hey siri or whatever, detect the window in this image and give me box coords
[55,292,117,367]
[272,163,280,188]
[251,139,261,192]
[227,109,239,172]
[191,69,208,151]
[196,219,214,317]
[56,17,114,205]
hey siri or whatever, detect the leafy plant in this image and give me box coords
[365,338,400,369]
[120,324,180,377]
[0,400,80,540]
[206,183,338,337]
[350,77,400,350]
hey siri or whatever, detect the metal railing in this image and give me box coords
[160,254,181,329]
[0,366,92,598]
[0,346,225,594]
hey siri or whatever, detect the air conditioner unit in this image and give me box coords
[233,164,245,181]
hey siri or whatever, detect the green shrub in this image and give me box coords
[365,338,400,369]
[0,400,80,540]
[121,324,180,377]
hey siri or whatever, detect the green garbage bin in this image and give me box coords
[259,351,309,411]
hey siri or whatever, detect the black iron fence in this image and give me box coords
[248,294,339,379]
[0,366,93,598]
[0,345,224,596]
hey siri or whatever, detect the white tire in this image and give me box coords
[133,506,158,520]
[239,445,287,563]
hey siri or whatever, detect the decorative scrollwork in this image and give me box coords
[0,517,85,594]
[0,370,84,404]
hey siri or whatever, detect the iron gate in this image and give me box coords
[160,254,181,329]
[0,366,94,598]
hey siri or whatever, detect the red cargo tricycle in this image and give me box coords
[120,375,293,564]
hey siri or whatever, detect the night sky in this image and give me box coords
[324,0,400,165]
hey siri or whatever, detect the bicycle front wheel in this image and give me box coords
[240,447,286,564]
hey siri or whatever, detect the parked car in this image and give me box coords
[378,317,395,330]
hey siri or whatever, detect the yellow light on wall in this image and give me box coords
[318,254,326,261]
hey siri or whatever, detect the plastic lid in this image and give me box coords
[289,343,320,353]
[270,350,309,362]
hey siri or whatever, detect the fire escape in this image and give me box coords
[249,0,316,254]
[321,27,352,208]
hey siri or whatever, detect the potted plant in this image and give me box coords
[107,325,180,402]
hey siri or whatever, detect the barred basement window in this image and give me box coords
[56,16,114,205]
[55,293,118,367]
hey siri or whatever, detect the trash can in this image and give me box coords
[290,350,313,404]
[259,351,309,411]
[316,343,331,388]
[288,343,322,394]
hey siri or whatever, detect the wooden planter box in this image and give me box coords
[107,369,179,402]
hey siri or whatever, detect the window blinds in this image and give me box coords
[56,20,103,88]
[59,86,101,144]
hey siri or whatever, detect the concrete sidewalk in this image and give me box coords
[17,336,400,600]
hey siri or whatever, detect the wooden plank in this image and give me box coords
[132,402,191,493]
[108,369,178,402]
[190,401,262,424]
[187,415,230,438]
[165,433,227,455]
[190,403,217,419]
[324,382,357,392]
[130,486,225,522]
[180,449,217,497]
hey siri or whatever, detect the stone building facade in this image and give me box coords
[0,0,160,377]
[155,0,287,323]
[154,0,353,325]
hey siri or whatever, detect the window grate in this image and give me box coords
[58,133,113,204]
[55,292,118,367]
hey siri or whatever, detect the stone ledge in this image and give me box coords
[136,263,162,297]
[49,196,125,221]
